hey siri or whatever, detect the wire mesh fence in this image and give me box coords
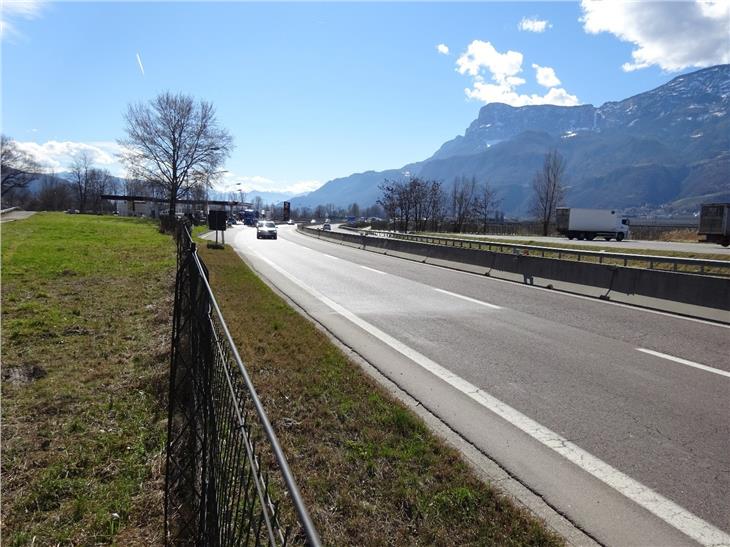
[165,222,320,546]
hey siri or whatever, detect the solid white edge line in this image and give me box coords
[287,227,730,330]
[322,253,340,260]
[360,265,386,275]
[250,249,730,547]
[636,348,730,379]
[433,287,502,310]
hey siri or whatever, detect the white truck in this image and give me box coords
[555,207,629,241]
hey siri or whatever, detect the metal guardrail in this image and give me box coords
[165,223,320,546]
[359,230,730,277]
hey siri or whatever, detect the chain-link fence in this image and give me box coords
[165,223,320,546]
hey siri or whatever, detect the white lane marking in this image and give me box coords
[637,348,730,379]
[289,228,730,329]
[433,287,502,310]
[360,265,386,275]
[322,253,340,260]
[250,250,730,547]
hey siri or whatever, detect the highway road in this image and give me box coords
[456,234,730,255]
[332,225,730,255]
[224,224,730,546]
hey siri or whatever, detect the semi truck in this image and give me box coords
[698,203,730,247]
[556,208,629,241]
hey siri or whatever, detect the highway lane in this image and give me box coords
[225,224,730,545]
[331,225,730,255]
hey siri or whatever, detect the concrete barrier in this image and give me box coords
[298,226,730,312]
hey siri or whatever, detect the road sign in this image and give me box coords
[208,210,227,231]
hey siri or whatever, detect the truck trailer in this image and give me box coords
[556,208,629,241]
[698,203,730,247]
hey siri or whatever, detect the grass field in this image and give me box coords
[1,213,175,545]
[197,242,563,546]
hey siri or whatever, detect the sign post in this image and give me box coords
[208,210,227,248]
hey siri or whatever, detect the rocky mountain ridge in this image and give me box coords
[289,65,730,216]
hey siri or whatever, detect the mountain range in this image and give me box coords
[291,64,730,216]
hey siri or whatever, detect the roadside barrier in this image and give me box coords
[365,230,730,277]
[299,225,730,312]
[165,223,320,546]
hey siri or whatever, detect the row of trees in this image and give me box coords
[374,150,566,235]
[378,176,500,233]
[2,92,234,218]
[1,136,119,212]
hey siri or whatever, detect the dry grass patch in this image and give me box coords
[1,213,175,545]
[198,243,564,546]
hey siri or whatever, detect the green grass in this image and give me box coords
[2,213,175,545]
[198,242,564,546]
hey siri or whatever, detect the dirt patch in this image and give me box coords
[2,364,47,385]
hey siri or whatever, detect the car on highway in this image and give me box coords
[256,220,278,240]
[323,223,332,231]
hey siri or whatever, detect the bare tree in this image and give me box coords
[70,152,93,213]
[37,171,74,211]
[530,150,566,236]
[1,135,42,200]
[253,195,263,213]
[426,181,446,231]
[379,177,444,232]
[88,168,112,212]
[473,180,499,233]
[451,176,476,233]
[69,152,114,213]
[378,179,400,229]
[119,92,233,216]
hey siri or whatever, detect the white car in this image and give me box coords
[256,221,278,240]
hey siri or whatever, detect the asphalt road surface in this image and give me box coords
[225,224,730,546]
[329,225,730,255]
[0,210,36,223]
[454,234,730,255]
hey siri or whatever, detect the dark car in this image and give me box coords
[256,220,278,240]
[323,223,332,231]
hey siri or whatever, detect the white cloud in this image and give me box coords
[464,82,579,107]
[518,17,551,33]
[1,0,44,41]
[456,40,580,107]
[436,43,449,55]
[456,40,523,80]
[580,0,730,72]
[218,173,321,195]
[136,53,145,76]
[532,63,561,88]
[14,140,125,174]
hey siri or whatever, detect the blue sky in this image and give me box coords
[2,1,728,195]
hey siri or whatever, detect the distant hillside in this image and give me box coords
[292,64,730,216]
